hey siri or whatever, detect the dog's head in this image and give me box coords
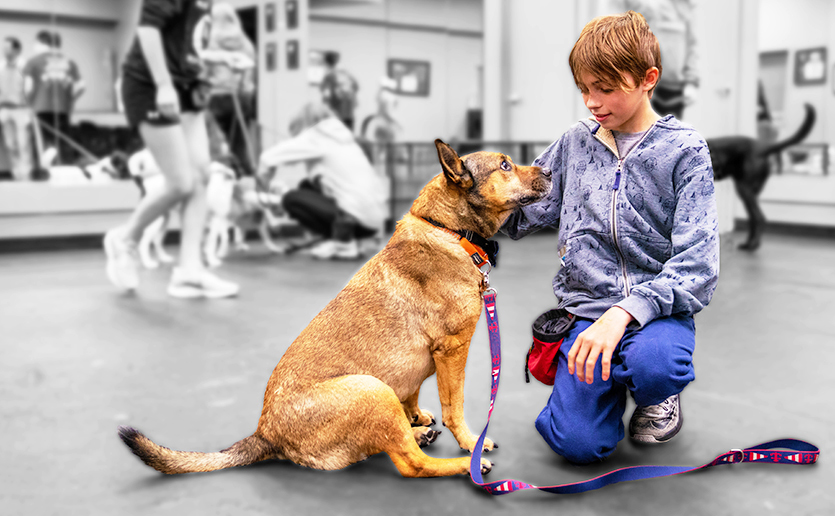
[411,140,552,237]
[107,151,131,179]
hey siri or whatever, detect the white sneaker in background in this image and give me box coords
[104,229,140,291]
[310,240,361,260]
[167,267,240,299]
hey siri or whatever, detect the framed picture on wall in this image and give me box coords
[287,40,299,70]
[387,59,431,97]
[794,47,827,86]
[286,0,298,29]
[266,42,277,71]
[265,2,276,33]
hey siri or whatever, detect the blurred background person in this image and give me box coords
[203,2,257,177]
[259,102,386,260]
[0,36,33,181]
[105,0,239,299]
[23,30,85,166]
[608,0,699,120]
[360,76,401,153]
[319,51,358,132]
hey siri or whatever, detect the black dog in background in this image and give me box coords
[708,104,815,251]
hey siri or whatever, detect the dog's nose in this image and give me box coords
[540,167,552,179]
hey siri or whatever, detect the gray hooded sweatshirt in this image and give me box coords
[503,115,719,328]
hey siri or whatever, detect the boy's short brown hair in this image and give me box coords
[569,10,661,93]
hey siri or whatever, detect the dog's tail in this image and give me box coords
[118,426,277,474]
[759,103,816,158]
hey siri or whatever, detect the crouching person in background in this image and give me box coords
[258,102,386,260]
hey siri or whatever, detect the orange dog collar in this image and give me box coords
[420,216,497,273]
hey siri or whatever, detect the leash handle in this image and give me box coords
[470,293,820,495]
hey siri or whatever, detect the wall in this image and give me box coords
[755,0,835,227]
[308,0,483,142]
[483,0,583,143]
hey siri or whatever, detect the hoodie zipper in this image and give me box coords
[603,127,655,298]
[610,158,631,296]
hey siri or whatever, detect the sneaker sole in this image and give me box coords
[167,284,240,299]
[104,232,137,291]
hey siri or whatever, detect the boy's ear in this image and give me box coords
[435,139,473,189]
[643,67,660,92]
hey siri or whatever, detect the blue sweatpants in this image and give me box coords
[534,314,696,464]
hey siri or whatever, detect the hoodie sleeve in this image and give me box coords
[258,128,326,169]
[501,136,565,239]
[615,141,720,327]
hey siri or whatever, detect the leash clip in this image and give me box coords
[479,261,493,291]
[728,449,745,464]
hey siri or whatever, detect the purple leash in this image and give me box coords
[470,290,820,495]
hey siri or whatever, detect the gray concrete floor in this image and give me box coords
[1,230,832,515]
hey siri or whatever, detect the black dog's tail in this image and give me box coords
[759,103,815,158]
[118,426,279,475]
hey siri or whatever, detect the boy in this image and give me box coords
[503,11,719,464]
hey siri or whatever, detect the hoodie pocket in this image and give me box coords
[617,230,673,276]
[557,231,623,299]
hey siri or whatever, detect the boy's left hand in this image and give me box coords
[567,307,633,384]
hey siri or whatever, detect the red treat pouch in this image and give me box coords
[525,309,575,385]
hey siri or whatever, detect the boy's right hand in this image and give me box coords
[567,306,633,384]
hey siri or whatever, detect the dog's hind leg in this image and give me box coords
[153,214,174,264]
[139,216,164,269]
[204,217,225,268]
[735,182,764,251]
[264,375,489,477]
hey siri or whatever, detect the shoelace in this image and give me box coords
[634,395,676,420]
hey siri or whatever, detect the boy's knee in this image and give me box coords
[626,349,694,406]
[535,407,617,465]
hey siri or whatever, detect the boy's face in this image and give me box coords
[579,70,658,133]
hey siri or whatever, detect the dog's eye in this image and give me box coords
[500,161,512,172]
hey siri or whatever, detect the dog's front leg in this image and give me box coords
[433,337,495,453]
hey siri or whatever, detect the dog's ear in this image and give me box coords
[435,139,473,189]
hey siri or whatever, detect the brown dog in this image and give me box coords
[118,139,552,478]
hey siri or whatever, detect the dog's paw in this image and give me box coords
[479,458,493,475]
[738,240,760,251]
[463,437,497,453]
[141,258,159,270]
[413,427,441,448]
[410,409,436,427]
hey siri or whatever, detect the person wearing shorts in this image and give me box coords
[104,0,239,299]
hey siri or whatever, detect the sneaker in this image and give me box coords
[310,239,361,260]
[167,267,240,299]
[104,229,140,291]
[629,394,682,444]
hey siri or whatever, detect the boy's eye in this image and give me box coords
[500,160,512,172]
